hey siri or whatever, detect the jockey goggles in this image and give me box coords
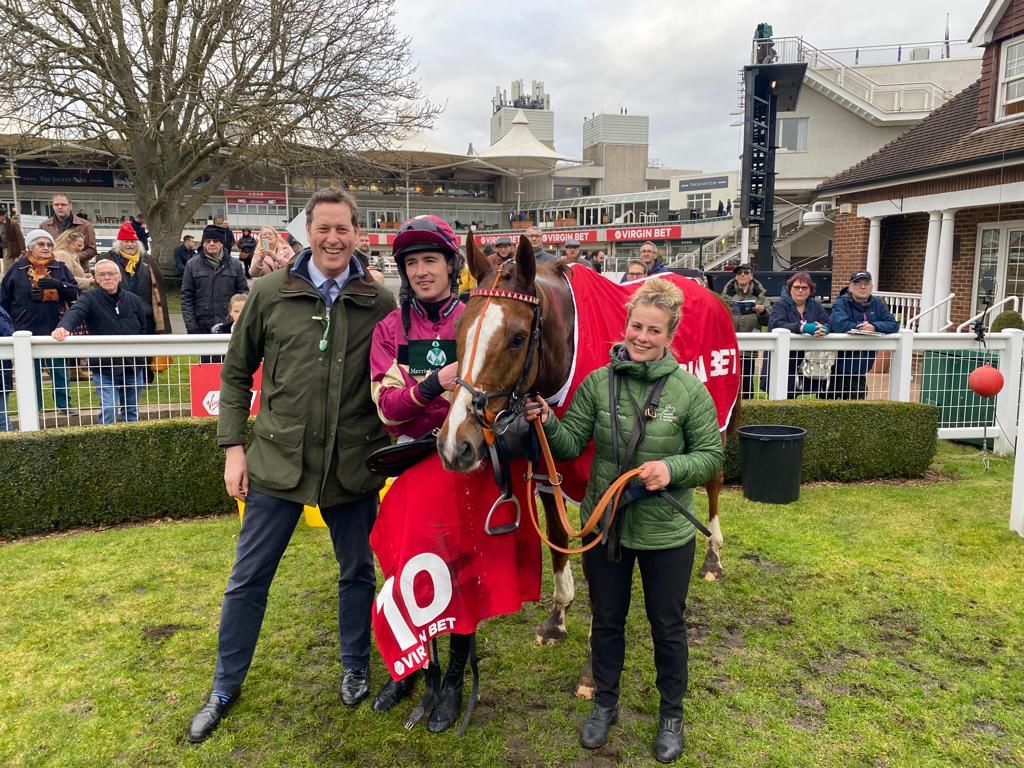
[393,215,461,262]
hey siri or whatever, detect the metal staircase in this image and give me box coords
[667,207,834,273]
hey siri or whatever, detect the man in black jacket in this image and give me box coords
[52,259,149,423]
[182,226,249,336]
[174,236,198,279]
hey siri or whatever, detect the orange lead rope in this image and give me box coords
[525,419,643,556]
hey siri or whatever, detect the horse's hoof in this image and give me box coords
[575,682,594,699]
[699,550,723,581]
[534,617,567,646]
[534,631,564,647]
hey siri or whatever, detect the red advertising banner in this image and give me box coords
[190,363,262,417]
[225,190,286,206]
[605,225,684,241]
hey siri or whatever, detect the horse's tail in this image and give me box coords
[725,393,741,437]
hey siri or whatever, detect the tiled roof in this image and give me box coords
[818,80,1024,193]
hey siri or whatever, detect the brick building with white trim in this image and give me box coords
[818,0,1024,331]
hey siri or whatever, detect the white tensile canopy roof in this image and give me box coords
[365,129,468,169]
[475,110,569,169]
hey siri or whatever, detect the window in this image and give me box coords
[973,222,1024,316]
[777,117,808,151]
[686,192,712,211]
[999,36,1024,119]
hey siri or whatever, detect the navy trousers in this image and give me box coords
[212,489,377,696]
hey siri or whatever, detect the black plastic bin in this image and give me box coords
[738,425,807,504]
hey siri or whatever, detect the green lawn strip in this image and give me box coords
[0,443,1022,766]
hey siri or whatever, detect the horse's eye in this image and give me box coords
[509,333,527,348]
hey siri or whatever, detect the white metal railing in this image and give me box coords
[956,296,1021,333]
[2,329,1022,456]
[875,292,922,329]
[668,225,745,271]
[818,40,978,66]
[763,37,956,114]
[907,293,955,332]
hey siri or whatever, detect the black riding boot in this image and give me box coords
[428,632,473,733]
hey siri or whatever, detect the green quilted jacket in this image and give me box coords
[543,345,724,550]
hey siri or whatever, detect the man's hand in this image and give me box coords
[637,460,671,491]
[858,322,876,332]
[754,304,765,314]
[367,266,385,284]
[51,327,70,341]
[438,361,459,392]
[224,445,249,500]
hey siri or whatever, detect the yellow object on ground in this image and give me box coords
[235,479,391,527]
[236,498,326,527]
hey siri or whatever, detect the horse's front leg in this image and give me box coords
[699,470,725,581]
[534,490,575,645]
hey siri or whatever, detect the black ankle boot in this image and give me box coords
[372,670,419,713]
[653,715,685,763]
[579,703,618,749]
[427,673,463,732]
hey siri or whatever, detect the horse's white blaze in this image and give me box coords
[442,303,505,460]
[553,564,575,610]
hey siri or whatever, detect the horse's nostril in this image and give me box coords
[457,441,475,465]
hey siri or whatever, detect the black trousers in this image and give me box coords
[583,537,696,719]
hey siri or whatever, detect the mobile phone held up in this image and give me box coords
[260,237,269,251]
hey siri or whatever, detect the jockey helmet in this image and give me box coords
[392,215,464,294]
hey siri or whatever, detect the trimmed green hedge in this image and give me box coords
[0,419,234,539]
[724,400,938,483]
[0,401,939,538]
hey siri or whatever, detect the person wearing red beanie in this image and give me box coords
[100,219,169,334]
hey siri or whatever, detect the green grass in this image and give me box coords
[1,443,1022,767]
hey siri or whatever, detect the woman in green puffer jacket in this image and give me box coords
[526,278,723,764]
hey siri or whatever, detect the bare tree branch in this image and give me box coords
[0,0,438,266]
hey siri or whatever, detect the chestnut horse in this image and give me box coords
[437,234,733,658]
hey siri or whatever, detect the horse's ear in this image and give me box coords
[465,231,490,282]
[514,234,535,288]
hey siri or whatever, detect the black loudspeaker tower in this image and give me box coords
[740,58,806,268]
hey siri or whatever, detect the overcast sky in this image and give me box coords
[393,0,988,173]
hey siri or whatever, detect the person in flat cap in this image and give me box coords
[828,270,898,400]
[562,239,583,264]
[494,236,514,264]
[482,244,500,269]
[720,263,770,399]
